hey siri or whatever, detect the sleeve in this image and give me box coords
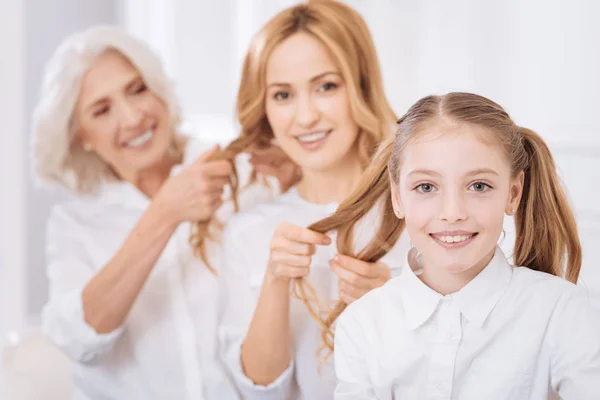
[334,308,379,400]
[218,223,294,400]
[41,206,123,364]
[547,285,600,399]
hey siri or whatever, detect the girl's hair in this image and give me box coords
[191,0,397,271]
[31,25,185,195]
[310,91,582,357]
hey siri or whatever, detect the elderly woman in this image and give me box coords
[32,26,295,400]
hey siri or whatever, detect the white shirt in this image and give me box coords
[219,188,411,400]
[334,247,600,400]
[42,138,277,400]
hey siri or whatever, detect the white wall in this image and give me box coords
[24,0,121,322]
[2,0,598,339]
[127,0,600,304]
[0,0,26,363]
[0,0,121,343]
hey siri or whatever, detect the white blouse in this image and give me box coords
[334,247,600,400]
[219,188,411,400]
[42,138,277,400]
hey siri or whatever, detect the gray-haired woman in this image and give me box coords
[32,26,296,400]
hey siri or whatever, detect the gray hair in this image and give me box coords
[31,25,184,194]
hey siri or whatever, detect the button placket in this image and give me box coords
[427,299,462,399]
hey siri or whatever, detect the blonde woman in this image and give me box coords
[33,26,295,400]
[213,2,410,399]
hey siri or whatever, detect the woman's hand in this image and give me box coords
[155,145,233,224]
[246,144,300,193]
[267,222,331,283]
[330,254,391,304]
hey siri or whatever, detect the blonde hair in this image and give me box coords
[311,92,582,356]
[32,25,185,195]
[190,0,397,271]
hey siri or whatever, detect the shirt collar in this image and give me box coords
[397,246,513,330]
[453,247,513,327]
[397,249,442,330]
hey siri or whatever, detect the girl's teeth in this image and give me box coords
[126,130,153,147]
[439,235,471,243]
[297,131,328,143]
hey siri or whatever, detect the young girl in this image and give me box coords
[214,2,410,399]
[333,92,600,399]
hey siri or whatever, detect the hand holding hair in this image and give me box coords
[246,143,300,193]
[330,254,390,304]
[267,222,332,282]
[155,144,233,224]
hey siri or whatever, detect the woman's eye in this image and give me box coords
[273,91,289,100]
[93,106,109,117]
[318,82,337,92]
[133,83,147,94]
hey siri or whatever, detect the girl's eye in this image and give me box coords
[416,183,436,193]
[470,182,492,192]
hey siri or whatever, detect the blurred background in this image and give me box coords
[0,0,599,396]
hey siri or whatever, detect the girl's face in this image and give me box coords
[264,32,361,175]
[392,121,523,281]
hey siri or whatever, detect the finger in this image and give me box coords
[199,186,224,197]
[339,280,368,301]
[195,144,221,164]
[338,287,358,305]
[271,251,311,268]
[330,262,372,290]
[333,254,388,279]
[200,193,225,206]
[270,236,316,256]
[198,177,229,192]
[200,160,234,178]
[273,264,310,279]
[277,223,331,245]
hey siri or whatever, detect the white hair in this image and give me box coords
[31,25,184,194]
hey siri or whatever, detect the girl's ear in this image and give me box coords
[506,170,524,215]
[390,176,405,219]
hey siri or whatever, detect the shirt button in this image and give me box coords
[435,383,444,391]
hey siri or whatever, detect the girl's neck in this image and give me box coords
[419,247,496,295]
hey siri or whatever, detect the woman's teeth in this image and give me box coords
[125,130,154,148]
[297,131,328,143]
[438,235,472,243]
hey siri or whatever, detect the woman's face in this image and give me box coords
[264,32,361,175]
[73,50,173,179]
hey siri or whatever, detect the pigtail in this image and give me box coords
[514,127,581,283]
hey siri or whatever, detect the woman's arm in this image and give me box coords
[80,198,179,333]
[241,223,330,383]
